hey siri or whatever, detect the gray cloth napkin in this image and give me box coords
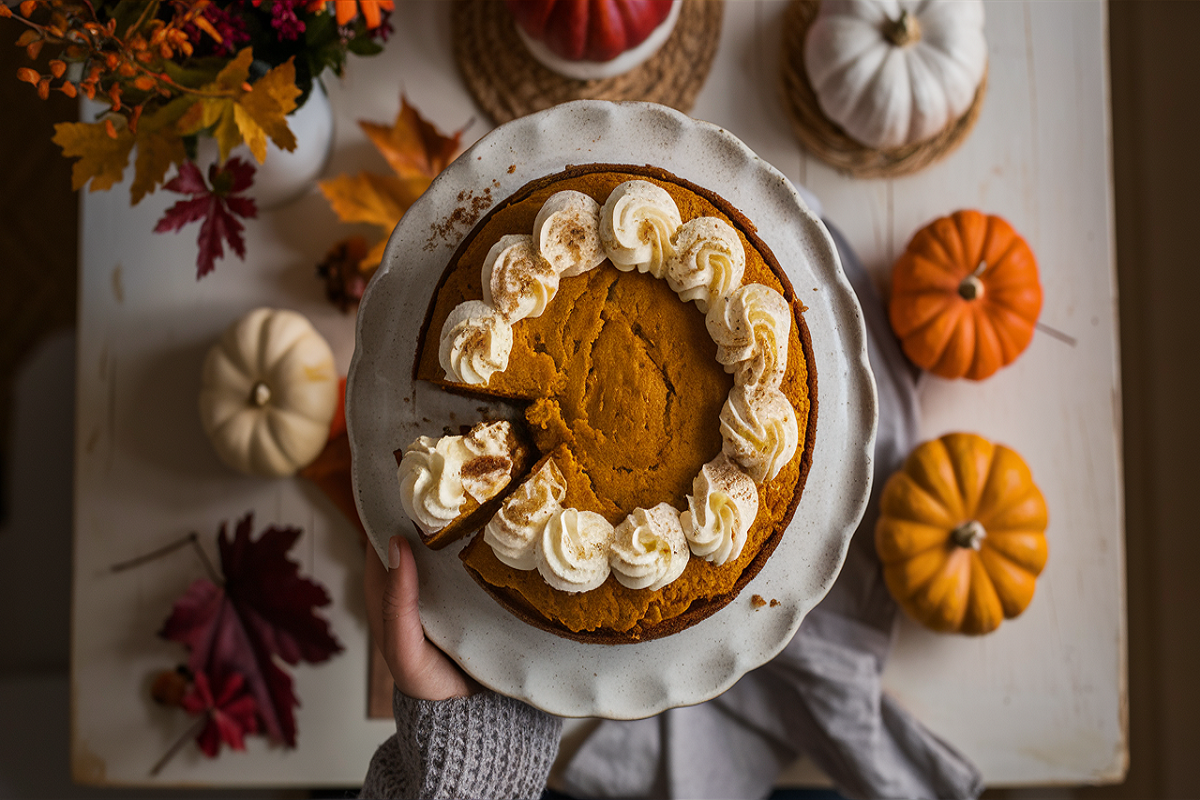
[559,222,984,800]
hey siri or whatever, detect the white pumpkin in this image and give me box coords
[804,0,987,150]
[199,308,339,477]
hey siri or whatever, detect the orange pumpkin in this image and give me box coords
[875,433,1048,635]
[889,210,1042,380]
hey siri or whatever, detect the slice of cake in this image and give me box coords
[400,164,817,642]
[396,419,532,550]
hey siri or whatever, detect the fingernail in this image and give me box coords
[388,537,401,570]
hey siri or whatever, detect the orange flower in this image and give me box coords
[334,0,394,29]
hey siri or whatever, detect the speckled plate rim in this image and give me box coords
[347,100,877,720]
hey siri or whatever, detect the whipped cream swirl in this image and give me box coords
[665,217,746,312]
[439,300,513,386]
[600,180,682,277]
[482,234,559,322]
[719,385,800,483]
[681,454,760,566]
[609,503,690,590]
[484,458,567,570]
[706,283,791,389]
[397,422,515,535]
[536,508,615,593]
[533,190,607,277]
[397,436,463,534]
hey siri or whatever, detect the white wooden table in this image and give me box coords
[71,0,1126,788]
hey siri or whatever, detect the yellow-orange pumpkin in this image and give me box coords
[875,432,1048,635]
[889,210,1042,380]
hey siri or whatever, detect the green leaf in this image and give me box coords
[138,94,196,135]
[161,58,225,91]
[348,38,384,56]
[304,10,335,46]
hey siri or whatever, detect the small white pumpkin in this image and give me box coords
[199,308,339,477]
[804,0,987,150]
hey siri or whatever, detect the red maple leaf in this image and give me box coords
[153,158,258,279]
[179,670,261,757]
[159,513,343,747]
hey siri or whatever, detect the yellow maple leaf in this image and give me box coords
[174,49,298,166]
[319,95,464,270]
[212,48,254,92]
[177,50,251,164]
[236,59,301,162]
[209,101,244,165]
[130,128,187,205]
[52,119,136,193]
[128,98,196,204]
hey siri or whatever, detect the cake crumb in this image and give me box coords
[769,599,780,607]
[508,164,517,174]
[750,594,767,609]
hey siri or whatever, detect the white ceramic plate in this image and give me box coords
[347,100,877,720]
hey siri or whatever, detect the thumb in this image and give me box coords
[379,536,428,664]
[376,536,473,701]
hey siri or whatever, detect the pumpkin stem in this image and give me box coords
[959,263,986,301]
[250,381,272,407]
[884,9,922,47]
[951,520,987,551]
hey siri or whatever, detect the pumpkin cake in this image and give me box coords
[405,164,817,643]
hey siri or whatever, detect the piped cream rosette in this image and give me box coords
[483,458,568,570]
[430,180,801,593]
[398,420,519,536]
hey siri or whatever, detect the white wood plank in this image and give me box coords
[872,0,1127,785]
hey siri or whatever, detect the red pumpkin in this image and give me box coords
[506,0,675,62]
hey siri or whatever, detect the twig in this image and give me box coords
[110,533,200,573]
[149,714,208,777]
[110,531,223,585]
[192,538,222,585]
[1036,321,1078,347]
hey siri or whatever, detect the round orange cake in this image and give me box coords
[411,164,817,642]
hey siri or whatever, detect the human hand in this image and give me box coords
[364,535,475,701]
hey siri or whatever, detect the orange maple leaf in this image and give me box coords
[319,95,464,270]
[359,98,463,182]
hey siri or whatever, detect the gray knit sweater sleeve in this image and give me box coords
[360,687,562,799]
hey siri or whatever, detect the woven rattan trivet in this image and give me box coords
[453,0,724,125]
[779,0,986,179]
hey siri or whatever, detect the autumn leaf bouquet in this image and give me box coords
[5,0,395,277]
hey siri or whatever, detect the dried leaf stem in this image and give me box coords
[110,532,222,585]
